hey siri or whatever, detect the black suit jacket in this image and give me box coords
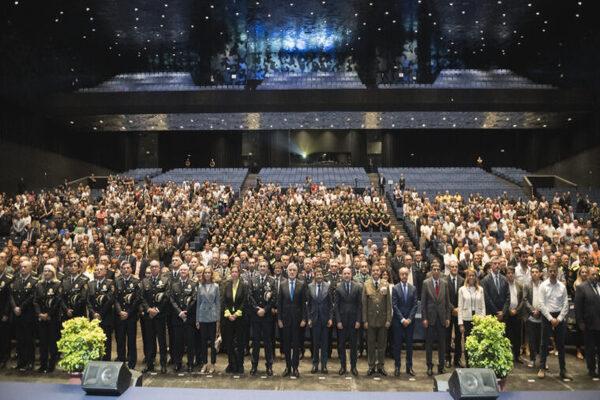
[575,281,600,331]
[481,273,510,316]
[222,280,248,320]
[446,274,465,310]
[334,281,362,327]
[277,279,307,327]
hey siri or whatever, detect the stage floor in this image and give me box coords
[0,348,598,392]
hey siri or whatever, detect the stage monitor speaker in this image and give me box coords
[448,368,499,400]
[82,361,132,396]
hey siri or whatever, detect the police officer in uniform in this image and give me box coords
[34,265,63,373]
[10,260,37,371]
[0,259,13,368]
[114,262,142,370]
[249,260,275,376]
[62,261,89,319]
[88,263,115,361]
[141,260,170,374]
[169,264,197,372]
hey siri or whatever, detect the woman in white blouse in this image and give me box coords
[458,268,486,367]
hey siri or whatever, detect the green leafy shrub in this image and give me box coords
[57,317,106,373]
[465,315,513,378]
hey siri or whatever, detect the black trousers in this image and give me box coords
[14,315,34,366]
[99,320,113,361]
[38,319,60,369]
[197,322,217,365]
[505,314,522,362]
[281,323,302,369]
[223,318,245,372]
[445,316,461,364]
[144,316,167,367]
[425,321,447,369]
[540,314,566,371]
[463,320,474,367]
[115,317,138,369]
[251,318,274,367]
[171,318,195,367]
[0,318,11,363]
[584,329,600,374]
[337,326,358,369]
[311,322,329,368]
[526,320,542,363]
[393,320,415,369]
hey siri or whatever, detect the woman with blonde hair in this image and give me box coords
[195,266,221,374]
[457,268,486,367]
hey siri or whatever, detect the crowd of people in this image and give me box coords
[0,178,599,382]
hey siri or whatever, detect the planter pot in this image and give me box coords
[497,377,508,392]
[67,372,83,385]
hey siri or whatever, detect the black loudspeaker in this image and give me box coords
[82,361,132,396]
[448,368,499,400]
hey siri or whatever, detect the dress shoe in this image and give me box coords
[559,370,573,380]
[187,365,194,373]
[321,367,328,374]
[174,364,182,372]
[24,364,34,371]
[445,360,452,368]
[427,367,433,376]
[266,367,273,376]
[292,368,299,378]
[311,365,318,374]
[454,361,464,368]
[238,367,245,375]
[225,365,233,373]
[142,365,155,373]
[351,367,358,376]
[250,366,257,376]
[406,368,416,377]
[438,367,446,375]
[282,368,290,377]
[47,365,56,373]
[394,367,400,377]
[378,367,387,377]
[37,366,47,373]
[367,367,375,376]
[339,367,347,375]
[160,365,167,374]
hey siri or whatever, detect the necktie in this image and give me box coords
[346,282,350,294]
[495,274,500,295]
[317,283,320,298]
[260,277,264,285]
[290,280,295,301]
[375,281,379,289]
[403,283,408,303]
[452,277,456,292]
[435,280,440,297]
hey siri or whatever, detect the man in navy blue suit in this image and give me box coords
[307,267,333,374]
[392,267,418,377]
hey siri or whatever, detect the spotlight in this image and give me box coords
[302,153,307,159]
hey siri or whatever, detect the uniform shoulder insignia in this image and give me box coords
[6,273,13,279]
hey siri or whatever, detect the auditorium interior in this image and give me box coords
[0,0,599,398]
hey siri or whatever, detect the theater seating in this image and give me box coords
[80,72,244,92]
[151,168,248,193]
[117,168,162,182]
[258,167,370,188]
[491,167,529,186]
[257,71,366,90]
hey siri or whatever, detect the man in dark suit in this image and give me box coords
[421,260,451,376]
[141,260,170,374]
[390,247,404,284]
[132,248,149,279]
[445,260,465,368]
[34,265,62,373]
[307,267,333,374]
[88,263,115,362]
[575,266,600,378]
[277,262,307,378]
[249,260,276,376]
[10,260,37,371]
[412,252,428,299]
[482,257,510,323]
[505,266,525,363]
[335,267,362,376]
[392,267,418,376]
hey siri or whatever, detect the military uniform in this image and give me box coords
[141,275,170,371]
[249,274,276,372]
[114,275,142,369]
[10,274,37,369]
[0,271,14,366]
[361,279,392,372]
[88,278,115,361]
[34,278,63,371]
[61,274,89,319]
[169,278,197,370]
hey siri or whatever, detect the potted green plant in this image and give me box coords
[57,317,106,383]
[465,315,513,390]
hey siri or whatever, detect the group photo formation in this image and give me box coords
[0,1,598,400]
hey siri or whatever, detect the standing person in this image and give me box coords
[10,260,37,371]
[169,264,197,372]
[0,257,14,368]
[362,264,392,376]
[307,267,333,374]
[505,267,524,364]
[575,266,600,379]
[277,263,307,378]
[335,267,362,376]
[421,260,451,376]
[249,260,275,376]
[222,266,248,374]
[457,269,486,367]
[481,257,510,322]
[392,267,418,377]
[537,264,571,380]
[141,260,170,374]
[61,261,89,319]
[114,262,142,370]
[523,265,543,369]
[445,260,465,368]
[195,266,220,375]
[88,264,115,362]
[34,265,62,373]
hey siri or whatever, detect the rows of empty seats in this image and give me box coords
[151,168,248,192]
[259,168,370,188]
[258,71,366,90]
[491,167,529,186]
[117,168,162,181]
[80,72,244,92]
[379,167,524,199]
[432,69,554,89]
